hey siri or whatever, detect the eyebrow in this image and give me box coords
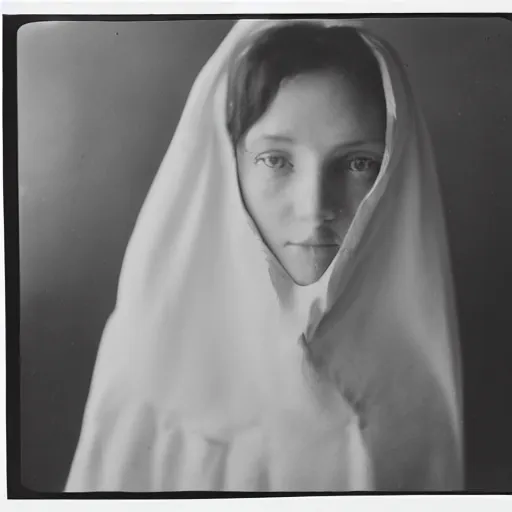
[249,134,384,150]
[258,134,296,144]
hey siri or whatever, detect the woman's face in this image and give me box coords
[236,70,386,286]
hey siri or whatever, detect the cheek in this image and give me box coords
[239,168,294,223]
[345,175,377,213]
[325,173,376,219]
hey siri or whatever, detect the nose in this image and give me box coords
[293,162,339,223]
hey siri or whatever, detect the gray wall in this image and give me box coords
[18,18,512,492]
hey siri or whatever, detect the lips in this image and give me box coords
[291,241,339,248]
[286,229,341,248]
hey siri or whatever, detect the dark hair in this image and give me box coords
[226,23,386,148]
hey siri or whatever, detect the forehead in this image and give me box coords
[243,70,385,150]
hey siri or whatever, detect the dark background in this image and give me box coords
[16,17,512,492]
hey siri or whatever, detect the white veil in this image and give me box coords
[65,18,463,492]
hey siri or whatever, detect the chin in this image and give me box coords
[288,267,329,287]
[279,246,339,287]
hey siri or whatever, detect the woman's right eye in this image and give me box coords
[255,154,292,170]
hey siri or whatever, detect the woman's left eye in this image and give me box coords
[347,157,380,173]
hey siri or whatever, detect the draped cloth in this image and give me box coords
[65,19,464,492]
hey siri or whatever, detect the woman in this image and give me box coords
[65,18,463,492]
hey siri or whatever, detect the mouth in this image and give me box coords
[286,236,341,249]
[286,230,341,249]
[289,242,340,248]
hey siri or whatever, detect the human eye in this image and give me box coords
[346,155,382,174]
[254,152,293,170]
